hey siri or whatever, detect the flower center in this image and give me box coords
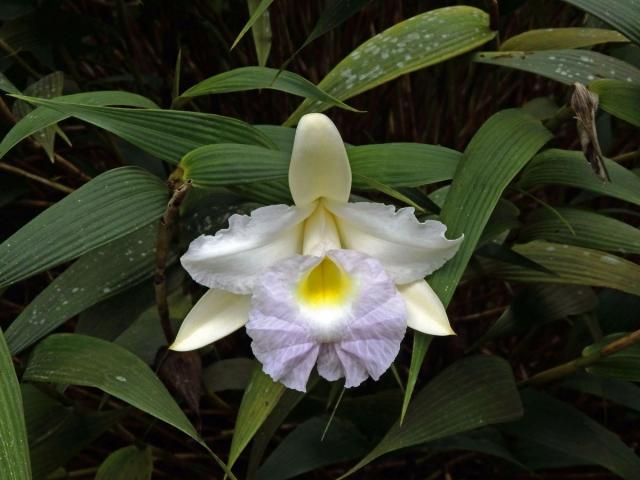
[297,256,353,307]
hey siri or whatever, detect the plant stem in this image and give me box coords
[0,162,74,194]
[155,179,191,343]
[520,328,640,387]
[612,150,640,163]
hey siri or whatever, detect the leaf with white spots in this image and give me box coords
[475,49,640,85]
[5,223,163,355]
[480,241,640,297]
[285,6,495,124]
[0,167,168,289]
[22,334,235,478]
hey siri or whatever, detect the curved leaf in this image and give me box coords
[500,28,628,51]
[561,0,640,46]
[0,329,30,480]
[231,0,274,50]
[583,333,640,382]
[475,49,640,85]
[285,6,495,124]
[590,79,640,126]
[0,167,167,289]
[519,149,640,206]
[178,67,358,111]
[96,445,153,480]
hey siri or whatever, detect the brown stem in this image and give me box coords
[520,328,640,387]
[0,162,74,194]
[155,180,192,343]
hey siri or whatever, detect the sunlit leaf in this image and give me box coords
[285,6,495,124]
[0,167,167,289]
[0,329,30,480]
[500,28,628,51]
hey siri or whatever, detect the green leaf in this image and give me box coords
[247,0,272,66]
[590,79,640,126]
[203,358,258,393]
[583,333,640,381]
[404,109,551,416]
[231,0,275,50]
[520,207,640,255]
[96,445,153,480]
[178,67,358,111]
[561,0,640,46]
[483,240,640,296]
[5,223,161,355]
[0,329,31,480]
[0,72,20,94]
[519,149,640,206]
[475,49,640,85]
[228,367,286,470]
[562,372,640,413]
[285,6,496,125]
[257,416,368,480]
[11,71,64,161]
[181,142,460,189]
[500,28,628,51]
[502,389,640,479]
[0,167,167,289]
[0,91,158,161]
[340,356,523,477]
[254,125,295,152]
[22,333,234,477]
[8,95,276,163]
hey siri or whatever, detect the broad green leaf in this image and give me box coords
[255,124,295,152]
[181,142,460,189]
[257,416,368,480]
[0,167,167,288]
[285,6,496,125]
[247,0,271,66]
[341,356,523,477]
[0,91,158,161]
[562,372,640,413]
[502,389,640,479]
[11,71,64,161]
[519,149,640,206]
[590,79,640,126]
[0,329,30,480]
[203,358,258,393]
[231,0,274,50]
[96,445,153,480]
[0,73,20,94]
[561,0,640,46]
[520,207,640,255]
[5,223,161,355]
[475,49,640,85]
[9,95,276,163]
[228,366,286,470]
[583,333,640,381]
[404,109,551,417]
[22,334,234,478]
[483,240,640,296]
[178,67,358,111]
[500,28,628,51]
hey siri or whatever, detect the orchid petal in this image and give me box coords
[301,203,342,256]
[288,113,352,207]
[327,200,463,284]
[246,249,406,391]
[398,280,455,336]
[170,289,251,351]
[181,203,314,294]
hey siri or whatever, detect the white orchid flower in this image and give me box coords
[171,113,463,392]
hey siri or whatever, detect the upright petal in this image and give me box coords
[301,203,342,256]
[327,201,463,284]
[398,280,455,336]
[170,289,252,351]
[181,203,314,294]
[288,113,352,207]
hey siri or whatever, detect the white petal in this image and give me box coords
[398,280,455,336]
[327,200,463,284]
[301,203,342,256]
[246,249,406,390]
[181,203,314,294]
[288,113,352,207]
[170,289,251,351]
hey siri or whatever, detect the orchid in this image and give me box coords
[171,113,463,391]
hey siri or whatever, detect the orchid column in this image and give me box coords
[171,113,462,392]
